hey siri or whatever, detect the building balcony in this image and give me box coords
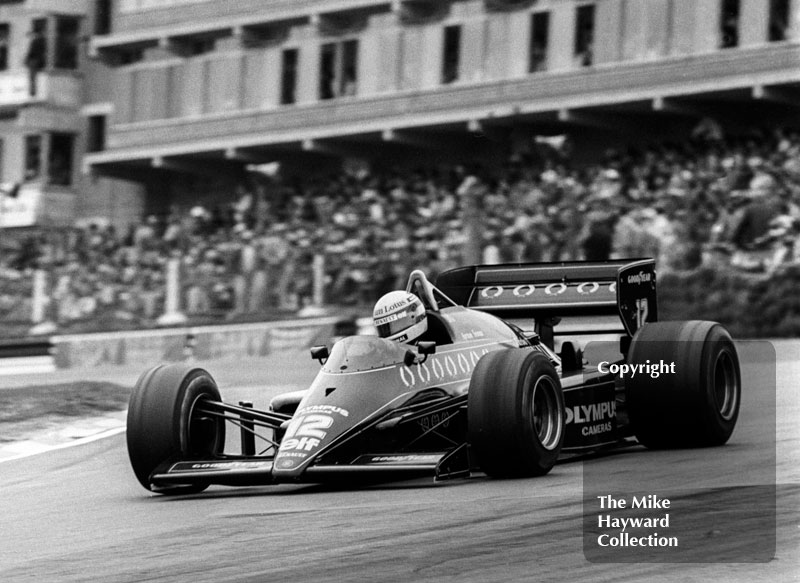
[100,0,392,45]
[0,70,83,111]
[0,184,76,228]
[85,42,800,170]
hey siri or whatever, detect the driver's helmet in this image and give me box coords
[373,290,428,343]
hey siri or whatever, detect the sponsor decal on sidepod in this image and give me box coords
[565,400,616,437]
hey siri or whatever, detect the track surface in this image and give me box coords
[0,341,798,582]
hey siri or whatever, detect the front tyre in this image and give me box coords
[127,364,226,494]
[468,350,565,478]
[625,321,741,448]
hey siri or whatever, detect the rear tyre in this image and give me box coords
[127,364,226,494]
[468,350,565,478]
[625,321,741,448]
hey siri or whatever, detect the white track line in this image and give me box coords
[0,356,57,376]
[0,423,126,464]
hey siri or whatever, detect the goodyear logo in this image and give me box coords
[626,271,652,285]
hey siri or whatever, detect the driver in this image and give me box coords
[372,290,428,344]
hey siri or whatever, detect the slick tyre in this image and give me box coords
[625,321,741,448]
[468,349,565,478]
[127,364,225,494]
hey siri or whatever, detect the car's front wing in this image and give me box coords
[149,443,470,489]
[148,394,472,490]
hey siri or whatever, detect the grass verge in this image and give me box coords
[0,382,130,444]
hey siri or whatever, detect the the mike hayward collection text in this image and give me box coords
[594,494,679,548]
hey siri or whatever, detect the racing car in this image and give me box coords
[127,258,741,494]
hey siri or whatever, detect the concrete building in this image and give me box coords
[0,0,90,228]
[83,0,800,224]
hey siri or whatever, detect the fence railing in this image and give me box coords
[3,256,799,338]
[0,252,333,335]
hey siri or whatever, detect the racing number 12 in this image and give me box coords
[635,298,649,329]
[284,414,334,440]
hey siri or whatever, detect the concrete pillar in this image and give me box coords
[296,36,320,104]
[242,48,272,109]
[148,66,169,119]
[644,0,670,59]
[594,0,623,64]
[45,15,57,71]
[548,2,576,71]
[262,48,281,108]
[506,10,529,77]
[740,0,769,45]
[419,24,442,89]
[399,27,423,90]
[788,0,800,41]
[376,25,401,93]
[622,0,647,61]
[358,28,380,96]
[671,0,697,55]
[460,17,485,83]
[693,0,721,52]
[31,270,47,324]
[112,68,134,123]
[312,254,325,306]
[181,59,205,116]
[458,176,483,265]
[158,257,187,325]
[40,132,51,185]
[483,12,508,81]
[206,55,242,113]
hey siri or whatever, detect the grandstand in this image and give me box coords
[83,0,800,217]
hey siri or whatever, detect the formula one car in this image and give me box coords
[127,259,741,494]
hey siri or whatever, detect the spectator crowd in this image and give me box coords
[1,125,799,331]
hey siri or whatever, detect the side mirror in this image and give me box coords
[310,345,329,365]
[418,341,436,356]
[403,342,436,367]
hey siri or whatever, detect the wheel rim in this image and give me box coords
[187,393,223,456]
[713,350,738,421]
[530,375,562,451]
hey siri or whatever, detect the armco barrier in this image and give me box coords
[29,263,800,372]
[49,316,350,370]
[0,337,53,359]
[0,337,56,375]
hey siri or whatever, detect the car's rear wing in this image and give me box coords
[435,259,657,342]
